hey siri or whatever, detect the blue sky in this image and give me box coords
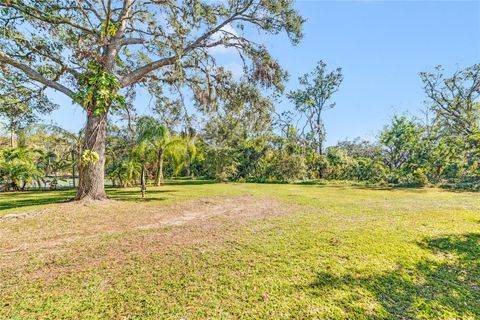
[44,0,480,146]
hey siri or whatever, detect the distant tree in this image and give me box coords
[20,124,83,188]
[379,115,432,186]
[420,64,480,143]
[271,152,306,181]
[130,141,152,197]
[0,70,56,146]
[107,158,141,188]
[181,130,198,178]
[380,116,420,171]
[106,123,137,187]
[203,81,275,180]
[334,138,381,159]
[0,0,303,200]
[136,116,190,186]
[288,60,343,156]
[205,82,275,142]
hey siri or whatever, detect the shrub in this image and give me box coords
[272,153,306,181]
[412,168,428,187]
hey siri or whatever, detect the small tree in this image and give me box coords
[288,60,343,156]
[131,141,153,197]
[107,159,140,188]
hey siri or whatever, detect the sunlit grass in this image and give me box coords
[1,183,479,319]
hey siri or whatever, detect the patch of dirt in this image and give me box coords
[136,196,280,230]
[0,195,290,283]
[2,196,282,252]
[0,209,48,220]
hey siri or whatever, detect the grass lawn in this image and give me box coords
[1,182,479,319]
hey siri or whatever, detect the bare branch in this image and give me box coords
[2,2,98,35]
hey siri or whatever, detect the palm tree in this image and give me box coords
[107,159,141,188]
[131,141,153,197]
[23,124,82,188]
[184,135,198,178]
[0,147,42,191]
[136,116,190,186]
[36,150,57,176]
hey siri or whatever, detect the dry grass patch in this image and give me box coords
[0,195,288,287]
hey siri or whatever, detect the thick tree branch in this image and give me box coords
[0,51,75,99]
[115,0,135,40]
[119,7,249,88]
[116,37,145,47]
[119,56,177,87]
[104,0,136,70]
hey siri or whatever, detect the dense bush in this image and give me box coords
[270,153,307,181]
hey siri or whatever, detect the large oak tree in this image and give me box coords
[0,0,303,200]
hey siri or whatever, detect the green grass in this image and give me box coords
[1,183,479,319]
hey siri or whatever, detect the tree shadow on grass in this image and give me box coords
[107,188,177,202]
[437,187,480,194]
[0,188,178,211]
[162,179,216,185]
[296,181,480,193]
[348,184,434,193]
[0,191,75,211]
[305,233,480,319]
[113,196,169,202]
[293,182,404,192]
[327,184,478,194]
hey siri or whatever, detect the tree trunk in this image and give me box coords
[75,112,108,201]
[140,164,146,198]
[316,124,323,156]
[10,130,15,147]
[154,149,164,186]
[159,157,164,183]
[186,155,191,177]
[71,147,76,188]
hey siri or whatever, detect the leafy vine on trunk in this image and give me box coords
[73,62,125,116]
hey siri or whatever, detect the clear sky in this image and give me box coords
[44,0,480,146]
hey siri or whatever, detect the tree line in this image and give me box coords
[0,1,478,197]
[1,61,479,191]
